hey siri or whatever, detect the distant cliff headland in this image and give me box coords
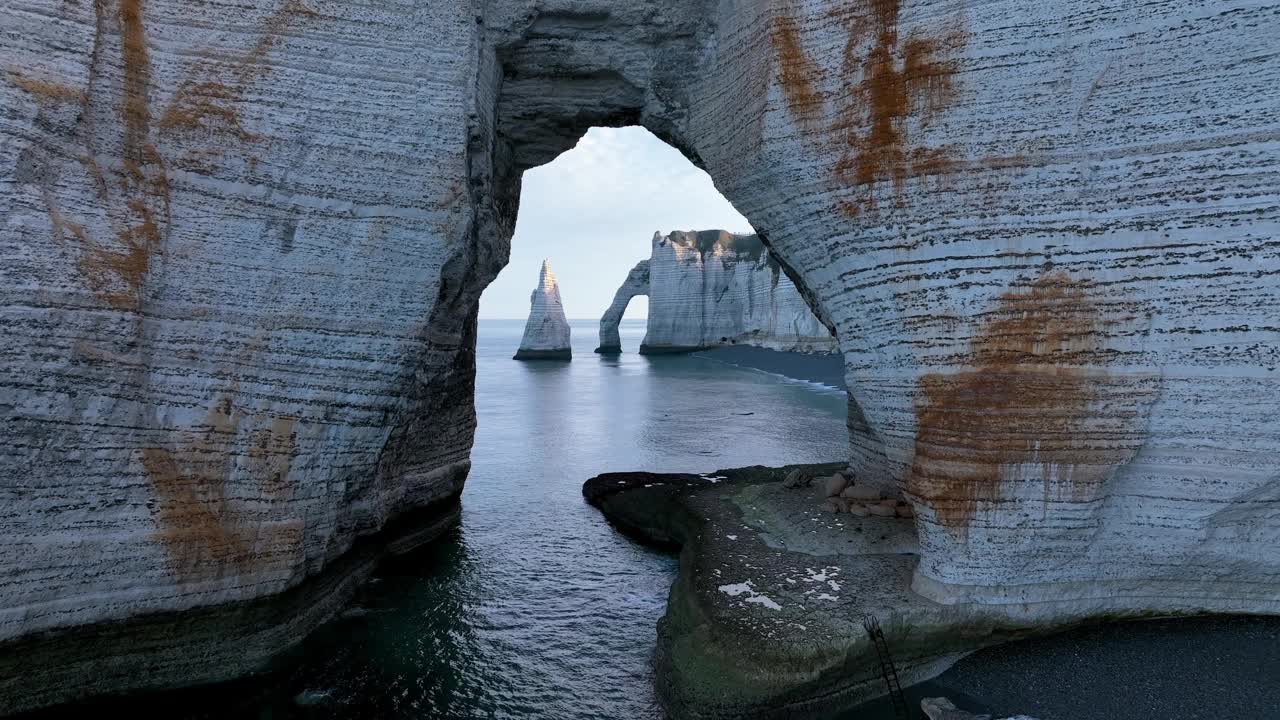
[597,231,837,355]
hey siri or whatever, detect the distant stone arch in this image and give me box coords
[595,260,649,353]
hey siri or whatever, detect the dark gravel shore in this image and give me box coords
[843,615,1280,720]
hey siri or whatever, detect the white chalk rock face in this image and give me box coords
[1,0,1279,711]
[514,260,571,360]
[1,0,484,711]
[639,231,836,354]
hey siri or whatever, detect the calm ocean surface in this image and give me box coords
[74,319,847,720]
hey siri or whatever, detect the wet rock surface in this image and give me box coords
[587,463,977,719]
[587,467,1280,720]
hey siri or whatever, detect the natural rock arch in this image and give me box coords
[595,259,650,353]
[631,229,839,354]
[2,0,1278,713]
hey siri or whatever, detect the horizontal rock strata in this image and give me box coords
[515,259,571,360]
[1,0,488,708]
[635,230,837,354]
[0,486,464,716]
[3,0,1279,712]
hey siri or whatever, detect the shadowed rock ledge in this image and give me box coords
[0,476,466,716]
[584,464,1280,720]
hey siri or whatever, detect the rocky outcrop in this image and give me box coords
[595,259,649,353]
[587,466,1278,719]
[514,259,571,360]
[600,231,836,354]
[3,0,1279,713]
[584,463,963,719]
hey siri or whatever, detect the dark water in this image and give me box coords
[254,319,848,719]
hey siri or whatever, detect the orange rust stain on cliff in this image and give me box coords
[6,71,86,104]
[141,446,255,583]
[832,1,966,215]
[44,0,171,310]
[42,193,135,307]
[769,12,825,122]
[160,80,253,140]
[141,395,303,582]
[19,1,173,312]
[907,271,1146,535]
[770,0,967,216]
[159,0,317,143]
[117,0,152,154]
[48,177,167,310]
[141,396,249,581]
[79,213,155,307]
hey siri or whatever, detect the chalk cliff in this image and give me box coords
[2,0,1279,714]
[595,259,649,353]
[515,259,571,360]
[636,230,836,354]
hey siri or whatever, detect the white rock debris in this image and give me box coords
[718,580,783,611]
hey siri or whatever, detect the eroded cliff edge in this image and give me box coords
[584,467,1280,720]
[3,0,1279,713]
[2,0,493,711]
[597,230,837,354]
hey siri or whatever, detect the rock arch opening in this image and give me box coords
[474,1,866,453]
[476,4,885,503]
[471,0,1275,633]
[595,259,649,354]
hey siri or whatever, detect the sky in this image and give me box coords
[478,126,753,320]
